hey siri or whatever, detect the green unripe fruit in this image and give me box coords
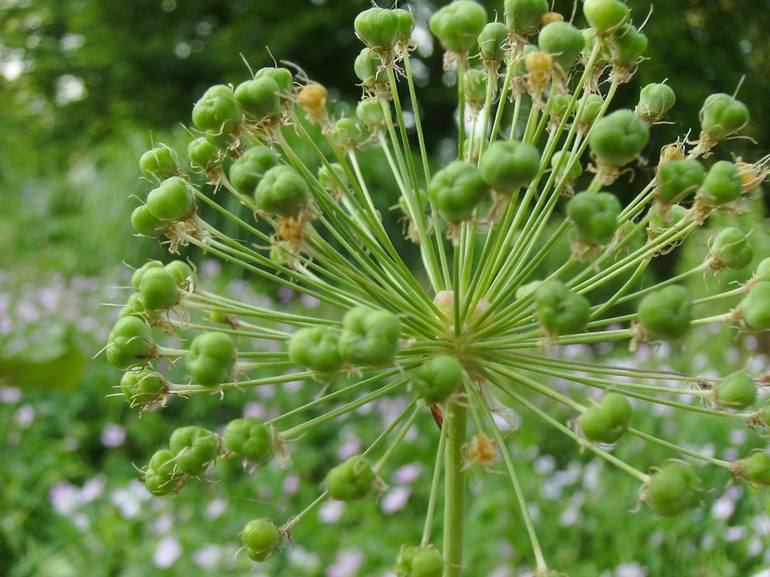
[255,165,309,217]
[534,280,590,336]
[131,260,163,289]
[234,77,282,122]
[583,0,629,33]
[169,425,220,476]
[637,83,676,123]
[638,285,692,340]
[551,150,583,184]
[164,260,194,287]
[700,93,749,142]
[355,7,406,50]
[463,68,487,107]
[338,306,401,366]
[395,546,444,577]
[478,22,508,63]
[354,48,385,88]
[326,455,375,501]
[738,281,770,331]
[254,66,293,97]
[318,163,348,194]
[106,316,154,368]
[709,227,753,270]
[229,146,279,196]
[647,462,701,516]
[649,204,687,231]
[144,449,180,496]
[429,1,488,55]
[186,331,237,385]
[740,451,770,485]
[330,117,362,150]
[146,176,194,221]
[394,8,415,41]
[577,93,605,128]
[429,160,489,223]
[479,140,540,194]
[138,267,178,311]
[357,98,386,131]
[696,161,742,206]
[754,258,770,283]
[120,367,165,405]
[192,84,242,133]
[579,393,632,444]
[589,109,649,167]
[504,0,549,37]
[241,518,281,562]
[655,159,705,205]
[609,24,647,67]
[714,373,757,410]
[187,136,221,171]
[567,191,621,245]
[411,354,464,404]
[119,293,146,319]
[288,327,344,373]
[139,145,177,179]
[538,22,585,70]
[223,418,273,462]
[131,205,165,237]
[547,93,572,123]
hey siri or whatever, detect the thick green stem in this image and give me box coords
[442,398,467,577]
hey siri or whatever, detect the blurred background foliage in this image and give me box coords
[2,1,770,576]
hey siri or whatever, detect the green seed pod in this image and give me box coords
[144,449,181,496]
[478,22,508,63]
[187,136,221,171]
[120,367,166,406]
[288,326,344,373]
[638,285,692,340]
[338,306,401,366]
[169,425,220,476]
[647,462,701,516]
[753,258,770,283]
[583,0,630,33]
[709,227,753,270]
[649,203,687,231]
[550,150,583,184]
[234,77,282,122]
[131,205,165,237]
[146,176,194,221]
[394,8,415,42]
[637,83,676,123]
[428,160,489,223]
[330,117,362,150]
[186,331,237,386]
[739,451,770,485]
[566,190,621,245]
[547,93,572,124]
[192,84,242,133]
[164,260,194,287]
[395,545,444,577]
[106,316,154,368]
[429,1,488,55]
[223,418,273,462]
[714,373,757,410]
[738,281,770,331]
[534,280,591,336]
[463,68,487,108]
[138,267,178,310]
[255,165,309,217]
[119,292,146,319]
[357,97,386,132]
[696,161,742,206]
[354,48,386,89]
[131,260,164,289]
[254,66,293,97]
[139,145,177,180]
[318,162,348,194]
[229,146,279,196]
[326,455,375,501]
[504,0,549,37]
[655,159,705,205]
[538,22,585,71]
[609,24,648,67]
[479,140,540,194]
[700,93,749,142]
[241,518,281,562]
[411,354,464,404]
[578,393,632,444]
[576,93,605,128]
[354,7,404,51]
[589,109,650,167]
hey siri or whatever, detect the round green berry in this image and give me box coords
[288,326,344,373]
[229,146,279,196]
[478,22,508,63]
[326,455,375,501]
[241,518,281,562]
[429,1,488,55]
[131,260,163,289]
[164,260,194,287]
[254,66,293,97]
[338,306,401,366]
[144,449,181,496]
[255,165,309,217]
[188,136,221,171]
[146,176,195,221]
[655,159,705,205]
[582,0,629,33]
[534,280,591,336]
[714,373,757,410]
[395,546,444,577]
[566,191,621,245]
[357,97,386,132]
[647,462,701,516]
[138,267,178,311]
[186,331,237,386]
[696,161,742,206]
[354,7,405,50]
[119,293,146,319]
[754,258,770,283]
[429,160,489,223]
[479,140,540,194]
[354,48,386,89]
[538,21,585,71]
[106,316,154,368]
[411,354,464,404]
[330,117,362,150]
[637,83,676,123]
[504,0,549,37]
[638,285,692,340]
[740,451,770,485]
[139,145,177,179]
[131,205,165,237]
[709,227,753,270]
[192,84,242,133]
[577,93,604,128]
[169,425,220,476]
[700,93,749,142]
[120,367,166,406]
[223,418,273,463]
[609,23,647,67]
[234,77,282,122]
[579,393,632,444]
[738,281,770,331]
[589,109,649,167]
